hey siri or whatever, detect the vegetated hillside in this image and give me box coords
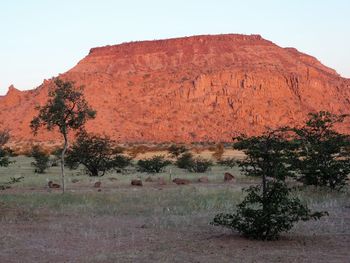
[1,34,350,144]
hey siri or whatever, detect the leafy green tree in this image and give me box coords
[292,111,350,190]
[212,130,326,240]
[233,130,296,181]
[0,130,11,167]
[66,131,131,176]
[137,155,171,173]
[30,78,96,192]
[30,145,50,173]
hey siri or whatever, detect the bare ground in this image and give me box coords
[0,156,349,262]
[0,184,349,263]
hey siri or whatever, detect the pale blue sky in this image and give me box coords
[0,0,349,95]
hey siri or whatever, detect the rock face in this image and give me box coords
[1,34,350,144]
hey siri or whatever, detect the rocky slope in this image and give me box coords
[1,34,349,143]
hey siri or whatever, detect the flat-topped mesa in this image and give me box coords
[88,34,268,56]
[74,34,340,80]
[1,33,350,144]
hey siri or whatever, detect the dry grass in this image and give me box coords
[0,156,349,262]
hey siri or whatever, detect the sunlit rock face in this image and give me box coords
[1,34,349,143]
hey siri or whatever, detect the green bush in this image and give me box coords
[212,130,327,240]
[212,181,327,240]
[66,131,130,176]
[30,145,50,173]
[137,155,171,173]
[175,152,194,169]
[175,152,212,172]
[291,111,350,190]
[0,130,11,167]
[113,154,132,170]
[188,158,212,173]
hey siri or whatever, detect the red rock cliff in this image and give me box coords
[1,34,350,143]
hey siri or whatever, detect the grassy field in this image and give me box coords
[0,155,349,262]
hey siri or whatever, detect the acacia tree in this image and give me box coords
[234,130,296,182]
[66,131,132,176]
[0,130,11,167]
[30,78,96,193]
[212,130,326,240]
[292,111,350,190]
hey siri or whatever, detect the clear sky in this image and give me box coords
[0,0,349,95]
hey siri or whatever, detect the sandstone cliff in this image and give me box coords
[1,34,349,143]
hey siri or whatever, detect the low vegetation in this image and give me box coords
[212,130,327,240]
[175,152,212,173]
[137,155,172,173]
[30,145,50,173]
[0,130,11,167]
[66,131,132,176]
[1,89,349,256]
[291,111,350,190]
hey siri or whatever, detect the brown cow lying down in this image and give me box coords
[224,172,235,182]
[94,182,101,188]
[172,178,191,185]
[131,179,143,186]
[48,181,60,188]
[198,176,209,183]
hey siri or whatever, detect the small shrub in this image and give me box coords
[175,152,194,169]
[137,155,171,173]
[113,155,132,170]
[30,145,50,173]
[212,181,327,240]
[0,176,24,190]
[188,158,212,173]
[0,130,11,167]
[175,152,212,172]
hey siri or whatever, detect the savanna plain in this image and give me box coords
[0,150,349,263]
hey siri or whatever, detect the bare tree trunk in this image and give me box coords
[262,173,267,193]
[61,132,68,194]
